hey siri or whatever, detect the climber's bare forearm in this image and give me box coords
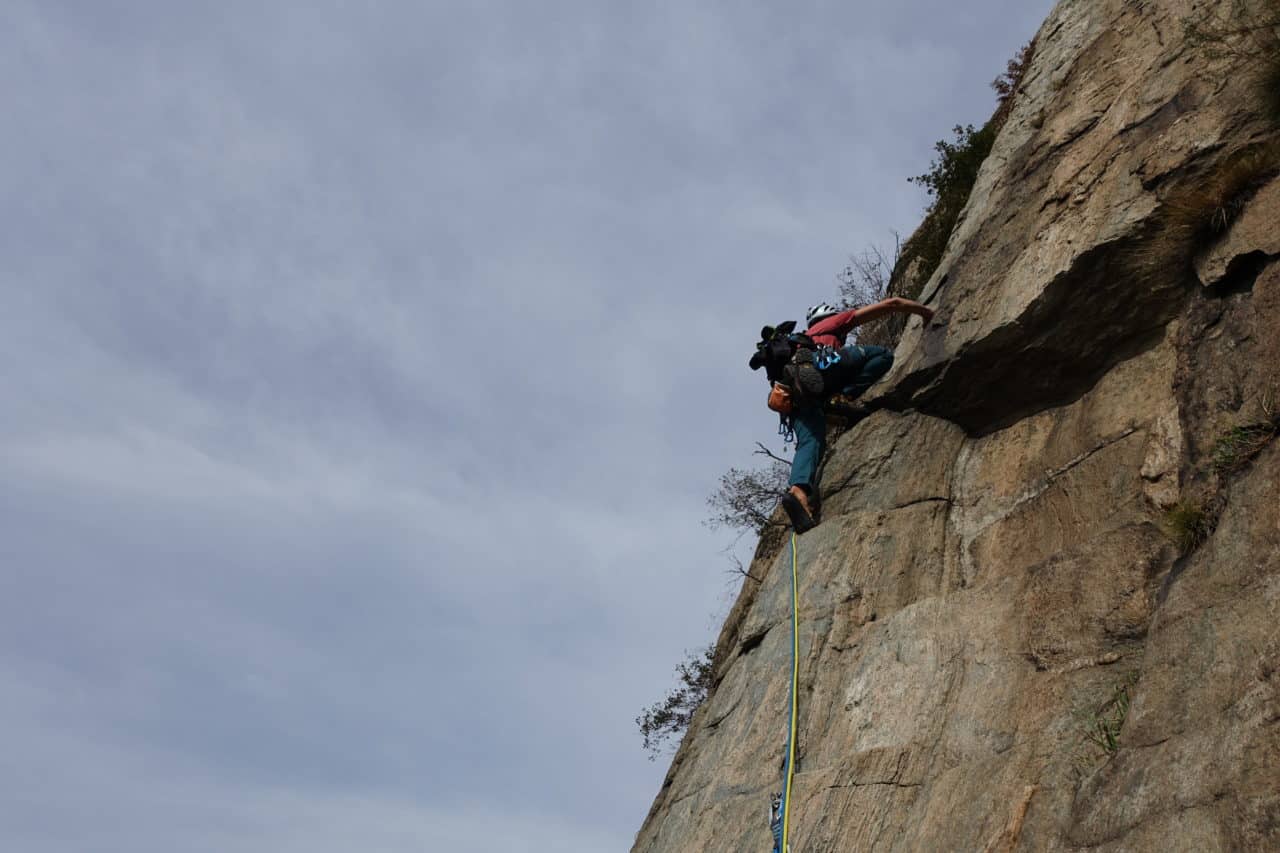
[851,297,935,326]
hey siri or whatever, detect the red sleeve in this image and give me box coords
[807,307,861,338]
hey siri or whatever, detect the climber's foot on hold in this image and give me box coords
[826,398,870,423]
[781,486,818,534]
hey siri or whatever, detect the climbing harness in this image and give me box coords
[769,532,801,852]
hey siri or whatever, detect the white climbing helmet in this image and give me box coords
[805,302,840,327]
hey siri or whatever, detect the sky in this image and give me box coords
[1,1,1055,850]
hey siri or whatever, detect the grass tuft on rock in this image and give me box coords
[1071,672,1139,778]
[1163,500,1213,555]
[1131,142,1280,279]
[1212,422,1279,473]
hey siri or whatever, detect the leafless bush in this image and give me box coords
[705,443,791,536]
[836,238,908,349]
[836,239,897,308]
[636,645,714,759]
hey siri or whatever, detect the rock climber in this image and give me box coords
[749,297,934,533]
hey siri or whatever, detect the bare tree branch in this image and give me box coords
[724,549,764,583]
[704,454,791,536]
[836,236,905,349]
[836,240,896,309]
[753,441,792,465]
[635,645,715,759]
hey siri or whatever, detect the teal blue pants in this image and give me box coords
[787,345,893,490]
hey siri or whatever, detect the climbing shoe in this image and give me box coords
[780,488,818,534]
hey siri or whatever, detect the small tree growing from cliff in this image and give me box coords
[636,645,715,759]
[906,122,999,270]
[991,40,1035,126]
[705,444,791,536]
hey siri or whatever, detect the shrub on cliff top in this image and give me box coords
[991,41,1036,127]
[900,121,1000,292]
[876,39,1035,346]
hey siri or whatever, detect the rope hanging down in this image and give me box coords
[770,533,801,853]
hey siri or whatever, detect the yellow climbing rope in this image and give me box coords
[780,532,800,852]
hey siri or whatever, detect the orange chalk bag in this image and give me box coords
[767,382,794,415]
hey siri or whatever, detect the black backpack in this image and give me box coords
[748,322,825,401]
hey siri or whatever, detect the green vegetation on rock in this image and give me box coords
[636,646,715,760]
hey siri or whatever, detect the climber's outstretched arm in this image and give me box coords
[848,297,934,327]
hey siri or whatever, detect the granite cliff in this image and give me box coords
[635,0,1280,849]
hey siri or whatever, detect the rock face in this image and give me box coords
[634,1,1280,850]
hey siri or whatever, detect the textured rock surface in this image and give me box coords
[634,0,1280,850]
[867,0,1273,435]
[1195,176,1280,288]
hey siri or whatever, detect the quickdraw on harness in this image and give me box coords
[768,532,801,852]
[814,345,842,370]
[778,416,796,445]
